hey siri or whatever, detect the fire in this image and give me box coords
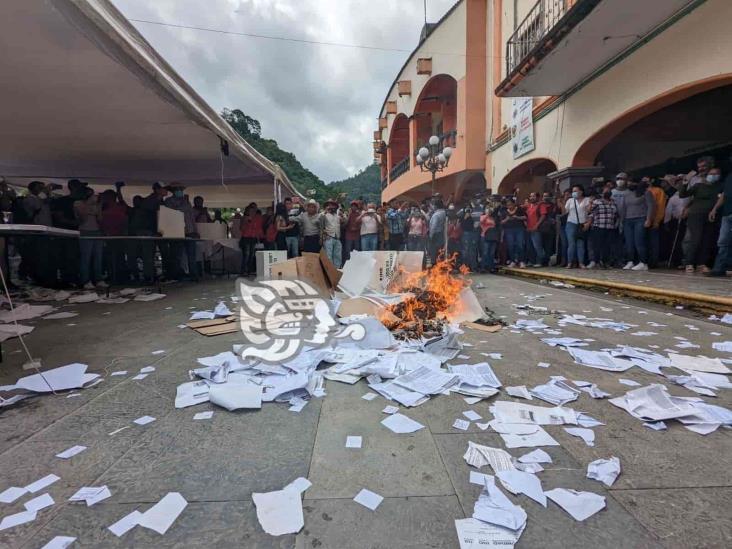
[380,255,471,337]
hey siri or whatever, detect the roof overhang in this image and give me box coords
[0,0,301,205]
[496,0,698,98]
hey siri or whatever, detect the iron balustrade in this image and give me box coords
[389,156,410,183]
[506,0,568,77]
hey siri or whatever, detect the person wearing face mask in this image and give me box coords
[585,190,618,269]
[707,162,732,277]
[679,167,723,273]
[164,184,201,281]
[479,204,499,272]
[610,173,632,267]
[619,179,655,271]
[499,198,527,268]
[564,185,590,268]
[684,155,714,189]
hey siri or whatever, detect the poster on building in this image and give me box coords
[511,97,535,159]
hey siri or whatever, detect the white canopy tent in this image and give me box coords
[0,0,301,208]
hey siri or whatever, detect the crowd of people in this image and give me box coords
[244,154,730,278]
[8,180,225,288]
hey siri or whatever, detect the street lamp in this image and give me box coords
[416,134,452,194]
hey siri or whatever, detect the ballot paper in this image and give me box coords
[469,471,493,486]
[463,410,482,421]
[545,488,606,522]
[133,416,156,426]
[448,363,501,389]
[472,476,526,532]
[252,479,311,536]
[382,405,399,414]
[573,382,611,399]
[133,293,166,302]
[0,303,55,322]
[0,486,27,503]
[537,362,550,368]
[618,379,641,387]
[108,510,143,537]
[517,449,552,464]
[213,301,232,317]
[454,518,523,549]
[496,470,546,507]
[541,337,588,348]
[140,366,156,374]
[712,341,732,353]
[346,436,362,448]
[13,363,90,393]
[0,510,37,531]
[132,374,148,381]
[587,457,621,487]
[529,379,579,406]
[506,386,532,400]
[361,392,378,401]
[567,348,632,371]
[25,474,60,494]
[69,486,111,506]
[643,421,667,430]
[381,413,425,433]
[175,381,210,409]
[0,323,35,342]
[564,427,595,446]
[609,384,697,421]
[464,397,483,405]
[55,445,87,459]
[193,411,214,420]
[463,442,515,472]
[453,419,471,430]
[110,371,127,377]
[490,401,577,425]
[137,492,188,535]
[499,425,559,448]
[288,397,308,412]
[209,383,263,411]
[353,488,383,511]
[667,353,730,374]
[40,536,76,549]
[393,366,460,395]
[24,493,54,513]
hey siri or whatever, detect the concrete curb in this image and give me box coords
[501,267,732,314]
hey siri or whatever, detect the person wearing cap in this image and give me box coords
[164,184,201,281]
[321,199,344,266]
[343,200,362,261]
[293,199,322,254]
[358,203,381,252]
[283,197,301,258]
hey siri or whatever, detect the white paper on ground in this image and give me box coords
[463,442,515,472]
[490,401,577,425]
[464,397,482,405]
[140,366,156,374]
[382,405,399,414]
[133,416,156,426]
[667,353,730,374]
[353,488,383,511]
[68,486,107,504]
[108,510,143,537]
[500,425,559,448]
[587,457,621,487]
[15,363,88,393]
[545,488,606,521]
[55,445,86,459]
[193,411,214,420]
[453,419,470,430]
[132,374,148,381]
[40,536,76,549]
[0,303,55,322]
[564,427,595,446]
[454,517,523,549]
[381,413,425,434]
[618,378,641,387]
[175,381,210,409]
[137,492,188,535]
[643,421,667,430]
[472,476,526,531]
[24,493,54,513]
[134,293,166,302]
[517,449,552,464]
[0,486,27,503]
[85,486,111,506]
[463,410,482,421]
[496,470,546,507]
[469,471,493,486]
[25,474,60,493]
[361,392,378,401]
[209,383,263,411]
[506,386,532,400]
[110,371,127,377]
[0,510,37,531]
[712,341,732,353]
[214,302,233,317]
[288,397,308,412]
[346,436,362,448]
[393,366,460,395]
[0,323,35,342]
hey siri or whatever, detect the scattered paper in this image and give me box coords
[361,392,378,401]
[133,416,156,426]
[55,445,87,459]
[40,536,76,549]
[545,488,606,521]
[496,470,546,507]
[618,379,641,387]
[564,427,595,446]
[381,413,425,434]
[587,457,621,487]
[132,374,148,381]
[463,410,482,421]
[0,510,37,531]
[137,492,188,535]
[110,371,127,377]
[382,405,399,415]
[0,486,27,503]
[209,383,263,411]
[193,411,214,420]
[472,475,526,532]
[643,421,667,431]
[140,366,156,374]
[518,449,551,464]
[346,436,362,449]
[453,419,470,431]
[25,474,60,494]
[353,488,383,511]
[24,493,54,513]
[454,518,522,549]
[463,442,515,472]
[108,510,143,537]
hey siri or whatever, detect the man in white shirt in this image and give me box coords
[322,199,344,267]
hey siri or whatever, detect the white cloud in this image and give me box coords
[112,0,456,182]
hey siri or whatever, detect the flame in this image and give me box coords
[380,254,471,336]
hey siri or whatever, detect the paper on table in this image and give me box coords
[564,427,595,446]
[453,419,470,430]
[0,510,37,531]
[381,413,425,434]
[0,486,26,503]
[40,536,76,549]
[454,518,523,549]
[137,492,188,535]
[24,493,54,513]
[587,457,621,487]
[25,474,60,494]
[517,449,552,464]
[193,411,214,420]
[496,470,546,507]
[55,445,86,459]
[209,383,262,411]
[545,488,606,521]
[108,510,143,537]
[346,436,362,448]
[353,488,383,511]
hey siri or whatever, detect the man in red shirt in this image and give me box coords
[99,183,131,283]
[239,203,264,276]
[525,192,554,267]
[344,200,362,262]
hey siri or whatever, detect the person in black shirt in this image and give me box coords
[499,198,527,268]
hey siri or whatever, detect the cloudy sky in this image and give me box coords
[113,0,457,183]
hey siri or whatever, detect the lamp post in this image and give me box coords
[415,134,453,195]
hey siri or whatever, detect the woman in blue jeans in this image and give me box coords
[563,185,590,268]
[620,181,655,271]
[499,198,527,267]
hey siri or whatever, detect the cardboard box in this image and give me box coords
[319,248,342,289]
[196,222,227,240]
[256,250,288,279]
[157,206,185,238]
[296,253,330,295]
[270,258,298,280]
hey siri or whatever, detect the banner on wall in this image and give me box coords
[511,97,535,159]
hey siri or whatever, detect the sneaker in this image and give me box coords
[507,261,516,267]
[96,281,109,289]
[519,262,526,268]
[623,261,634,270]
[532,263,542,268]
[586,261,596,269]
[700,265,711,274]
[631,262,648,271]
[685,265,695,273]
[82,282,95,291]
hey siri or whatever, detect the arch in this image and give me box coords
[388,114,410,171]
[413,74,458,150]
[496,157,557,198]
[573,74,732,167]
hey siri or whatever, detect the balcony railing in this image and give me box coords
[506,0,568,76]
[389,156,410,183]
[416,130,458,152]
[381,176,388,190]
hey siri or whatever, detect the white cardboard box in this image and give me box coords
[157,207,185,238]
[256,250,288,279]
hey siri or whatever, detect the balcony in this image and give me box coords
[388,156,410,183]
[496,0,698,97]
